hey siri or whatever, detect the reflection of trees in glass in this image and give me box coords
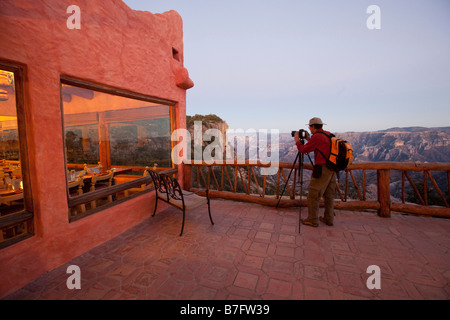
[110,118,172,167]
[65,129,83,163]
[65,126,99,164]
[0,129,20,160]
[110,125,138,166]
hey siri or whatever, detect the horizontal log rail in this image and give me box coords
[68,168,178,222]
[0,168,178,248]
[0,210,34,249]
[69,168,177,206]
[0,210,33,229]
[68,175,152,208]
[183,161,450,218]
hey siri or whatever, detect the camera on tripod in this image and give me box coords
[291,129,308,140]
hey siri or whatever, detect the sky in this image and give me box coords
[123,0,450,133]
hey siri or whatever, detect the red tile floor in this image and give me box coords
[4,200,450,300]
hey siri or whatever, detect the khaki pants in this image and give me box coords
[306,165,336,224]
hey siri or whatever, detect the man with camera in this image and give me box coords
[293,117,336,227]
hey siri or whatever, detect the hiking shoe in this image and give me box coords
[301,219,318,228]
[319,216,333,226]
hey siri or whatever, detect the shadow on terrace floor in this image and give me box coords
[4,200,450,300]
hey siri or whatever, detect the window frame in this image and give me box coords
[60,77,177,221]
[0,60,34,249]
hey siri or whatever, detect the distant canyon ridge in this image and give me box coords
[186,115,449,204]
[187,114,450,164]
[280,126,450,164]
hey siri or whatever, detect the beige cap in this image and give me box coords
[308,117,325,126]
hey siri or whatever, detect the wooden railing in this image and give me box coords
[0,168,178,249]
[0,209,33,249]
[68,168,178,222]
[183,161,450,218]
[3,161,447,249]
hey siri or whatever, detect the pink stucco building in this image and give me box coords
[0,0,193,297]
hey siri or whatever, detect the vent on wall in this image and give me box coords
[172,48,180,62]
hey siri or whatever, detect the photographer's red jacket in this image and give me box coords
[295,129,331,165]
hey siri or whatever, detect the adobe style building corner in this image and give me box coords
[0,0,193,298]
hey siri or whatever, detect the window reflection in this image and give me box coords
[65,125,99,165]
[0,69,26,237]
[62,83,174,170]
[61,81,175,217]
[109,118,172,167]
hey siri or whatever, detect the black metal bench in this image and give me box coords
[149,170,214,236]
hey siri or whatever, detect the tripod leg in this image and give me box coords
[298,153,304,233]
[276,152,300,208]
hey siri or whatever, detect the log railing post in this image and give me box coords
[377,169,391,217]
[183,164,192,191]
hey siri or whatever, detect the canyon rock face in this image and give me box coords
[189,118,449,203]
[278,127,450,164]
[187,116,450,164]
[336,127,450,163]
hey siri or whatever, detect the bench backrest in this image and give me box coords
[149,170,184,202]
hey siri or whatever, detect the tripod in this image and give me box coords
[276,141,313,232]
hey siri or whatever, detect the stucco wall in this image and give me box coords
[0,0,192,298]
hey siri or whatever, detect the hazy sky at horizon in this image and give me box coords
[123,0,450,133]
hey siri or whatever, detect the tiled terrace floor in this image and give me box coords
[4,200,450,300]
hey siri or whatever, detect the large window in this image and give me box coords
[61,79,175,219]
[0,63,33,248]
